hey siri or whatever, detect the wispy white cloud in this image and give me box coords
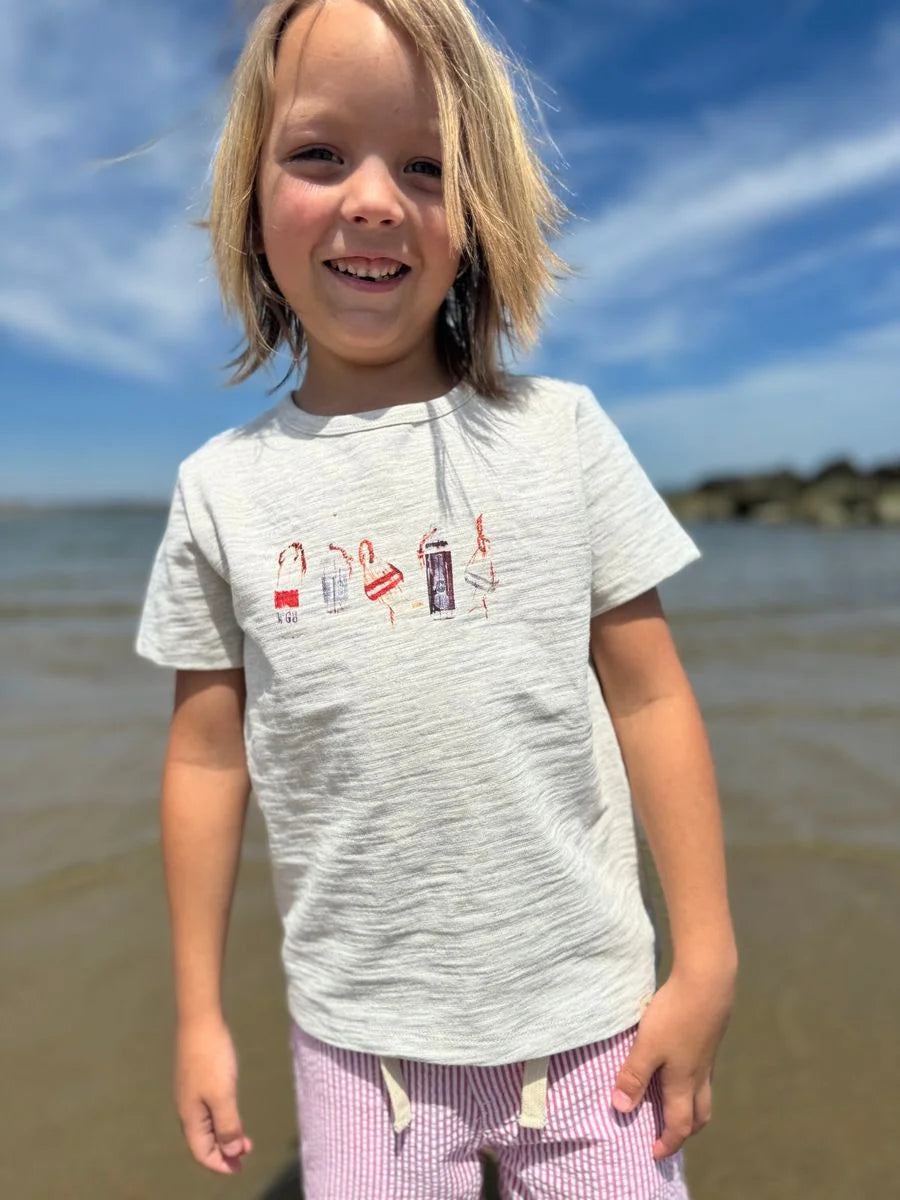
[730,221,900,296]
[857,266,900,319]
[613,320,900,486]
[0,0,228,379]
[3,0,900,444]
[562,122,900,297]
[537,14,900,376]
[0,290,165,380]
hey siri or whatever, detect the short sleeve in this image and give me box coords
[135,467,244,669]
[575,386,701,616]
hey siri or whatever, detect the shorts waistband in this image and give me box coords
[378,1054,551,1133]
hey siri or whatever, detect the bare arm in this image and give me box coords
[161,667,254,1174]
[162,667,251,1024]
[590,588,736,1162]
[590,589,736,972]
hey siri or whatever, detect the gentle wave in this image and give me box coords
[706,702,900,719]
[0,601,141,621]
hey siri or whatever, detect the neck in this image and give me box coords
[294,340,456,417]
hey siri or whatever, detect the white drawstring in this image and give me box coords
[379,1056,412,1133]
[518,1055,550,1128]
[380,1053,552,1132]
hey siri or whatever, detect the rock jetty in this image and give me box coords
[665,458,900,527]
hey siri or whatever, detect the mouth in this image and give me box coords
[323,256,411,290]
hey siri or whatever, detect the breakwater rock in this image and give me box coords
[665,459,900,527]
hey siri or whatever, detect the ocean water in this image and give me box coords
[1,509,898,886]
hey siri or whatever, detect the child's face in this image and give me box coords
[256,0,461,374]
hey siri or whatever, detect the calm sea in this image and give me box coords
[2,509,898,886]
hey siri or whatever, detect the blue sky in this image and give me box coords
[3,0,900,500]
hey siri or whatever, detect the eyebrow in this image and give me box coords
[278,107,440,139]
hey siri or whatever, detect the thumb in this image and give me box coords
[209,1094,247,1158]
[611,1041,655,1114]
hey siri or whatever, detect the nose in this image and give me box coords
[339,156,404,227]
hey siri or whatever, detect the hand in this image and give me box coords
[610,960,736,1161]
[175,1015,254,1175]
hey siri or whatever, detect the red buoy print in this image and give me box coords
[358,539,405,626]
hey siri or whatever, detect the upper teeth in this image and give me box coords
[329,258,405,279]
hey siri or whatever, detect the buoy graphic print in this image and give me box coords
[358,539,404,627]
[274,542,306,620]
[418,526,455,619]
[465,514,498,616]
[321,543,353,614]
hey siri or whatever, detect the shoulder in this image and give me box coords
[498,373,614,440]
[499,375,642,480]
[503,372,591,409]
[177,400,285,490]
[494,373,595,429]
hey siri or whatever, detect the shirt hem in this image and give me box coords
[284,988,656,1066]
[134,635,243,671]
[591,544,701,618]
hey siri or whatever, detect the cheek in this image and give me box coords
[262,182,329,260]
[419,205,458,273]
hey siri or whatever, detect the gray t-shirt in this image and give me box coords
[136,374,700,1065]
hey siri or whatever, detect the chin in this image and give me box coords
[321,323,429,359]
[330,341,414,367]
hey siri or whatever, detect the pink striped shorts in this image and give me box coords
[290,1021,690,1199]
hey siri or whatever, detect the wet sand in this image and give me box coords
[5,515,899,1196]
[4,803,899,1199]
[647,842,900,1199]
[2,806,296,1200]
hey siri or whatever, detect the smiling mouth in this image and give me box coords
[324,259,411,282]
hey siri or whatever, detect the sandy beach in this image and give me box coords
[4,816,900,1198]
[3,511,899,1197]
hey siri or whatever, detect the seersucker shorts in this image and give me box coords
[289,1021,690,1199]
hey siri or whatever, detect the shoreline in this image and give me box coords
[665,457,900,527]
[3,455,900,528]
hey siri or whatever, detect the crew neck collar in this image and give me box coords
[276,380,476,437]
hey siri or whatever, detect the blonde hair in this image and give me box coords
[207,0,571,399]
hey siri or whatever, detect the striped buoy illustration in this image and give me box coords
[465,515,498,616]
[358,539,404,627]
[418,526,455,619]
[321,543,353,614]
[274,542,306,620]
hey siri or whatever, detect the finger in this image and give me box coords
[692,1079,713,1135]
[611,1033,659,1114]
[208,1092,249,1160]
[653,1082,694,1161]
[181,1101,241,1175]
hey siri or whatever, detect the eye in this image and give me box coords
[289,146,340,164]
[407,160,442,178]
